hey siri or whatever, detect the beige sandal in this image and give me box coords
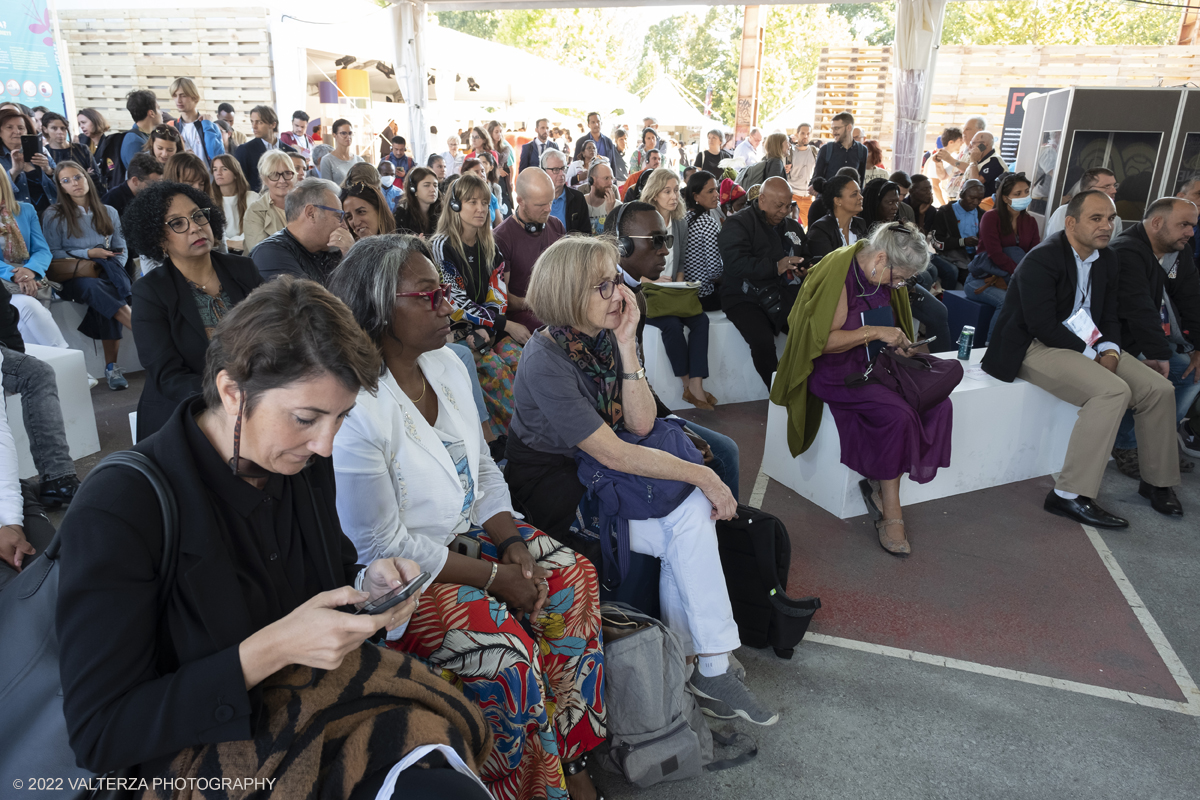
[875,518,911,556]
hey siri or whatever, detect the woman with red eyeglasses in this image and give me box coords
[328,234,606,800]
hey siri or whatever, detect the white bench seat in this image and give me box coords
[50,299,142,378]
[642,310,787,411]
[7,344,101,479]
[761,348,1078,518]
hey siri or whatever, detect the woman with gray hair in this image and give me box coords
[771,221,955,556]
[328,234,607,800]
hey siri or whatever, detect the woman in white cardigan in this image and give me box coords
[329,235,606,800]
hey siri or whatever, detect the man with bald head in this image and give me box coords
[983,190,1182,526]
[1110,196,1200,468]
[717,176,809,386]
[583,161,619,234]
[966,130,1007,197]
[495,167,564,331]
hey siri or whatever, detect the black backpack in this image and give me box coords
[96,132,127,192]
[715,504,820,659]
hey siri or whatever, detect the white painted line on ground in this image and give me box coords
[749,468,769,508]
[806,632,1200,716]
[1080,524,1200,715]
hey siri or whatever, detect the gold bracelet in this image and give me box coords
[862,327,870,346]
[1100,350,1119,362]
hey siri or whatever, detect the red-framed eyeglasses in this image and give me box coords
[397,283,452,311]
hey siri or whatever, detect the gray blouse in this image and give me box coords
[41,205,128,270]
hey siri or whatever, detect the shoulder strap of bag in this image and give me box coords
[75,451,179,607]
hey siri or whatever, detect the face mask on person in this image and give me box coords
[1009,196,1032,211]
[380,176,395,188]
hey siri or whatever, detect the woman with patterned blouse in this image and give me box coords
[681,170,725,311]
[126,181,262,440]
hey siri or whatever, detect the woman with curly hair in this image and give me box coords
[126,181,262,439]
[339,180,396,241]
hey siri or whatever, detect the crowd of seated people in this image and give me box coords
[3,95,1198,800]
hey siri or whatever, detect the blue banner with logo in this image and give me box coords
[0,0,67,115]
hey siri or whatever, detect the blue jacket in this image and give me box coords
[119,125,151,169]
[572,133,620,167]
[0,146,58,215]
[0,201,51,281]
[171,117,226,164]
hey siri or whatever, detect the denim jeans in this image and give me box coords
[448,343,489,424]
[1114,350,1200,449]
[909,284,954,353]
[1,346,75,481]
[930,254,960,290]
[963,274,1006,340]
[682,420,740,500]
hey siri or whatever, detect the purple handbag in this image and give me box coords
[846,347,963,412]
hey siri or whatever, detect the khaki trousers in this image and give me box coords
[1017,341,1180,497]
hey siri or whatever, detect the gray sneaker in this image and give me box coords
[688,669,779,726]
[105,363,128,391]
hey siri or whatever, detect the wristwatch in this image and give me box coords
[621,367,646,381]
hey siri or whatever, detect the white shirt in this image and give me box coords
[178,120,202,157]
[1044,204,1123,239]
[221,191,258,240]
[734,138,761,166]
[1069,245,1118,357]
[787,145,816,193]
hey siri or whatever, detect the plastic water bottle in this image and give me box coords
[957,326,975,360]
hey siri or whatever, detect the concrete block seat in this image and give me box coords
[6,344,101,478]
[642,309,787,411]
[943,289,994,348]
[761,348,1078,519]
[50,298,142,378]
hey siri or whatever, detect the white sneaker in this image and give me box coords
[86,373,98,389]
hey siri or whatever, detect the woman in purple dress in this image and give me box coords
[804,222,953,555]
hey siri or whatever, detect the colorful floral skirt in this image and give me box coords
[475,340,521,439]
[389,522,605,800]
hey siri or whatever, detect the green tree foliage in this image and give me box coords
[830,2,897,45]
[629,8,741,123]
[940,0,1177,46]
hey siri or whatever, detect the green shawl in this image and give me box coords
[768,240,915,457]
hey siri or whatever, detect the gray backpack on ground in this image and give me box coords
[600,603,713,787]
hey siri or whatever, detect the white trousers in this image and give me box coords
[11,294,69,348]
[627,487,741,657]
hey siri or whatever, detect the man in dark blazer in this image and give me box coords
[542,148,590,236]
[1110,196,1200,468]
[131,250,262,440]
[518,118,559,173]
[981,191,1182,526]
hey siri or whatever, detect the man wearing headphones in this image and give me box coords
[495,168,564,332]
[583,161,620,234]
[605,201,743,499]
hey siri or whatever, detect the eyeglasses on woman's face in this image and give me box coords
[266,170,295,182]
[166,207,212,234]
[397,282,451,311]
[593,278,617,299]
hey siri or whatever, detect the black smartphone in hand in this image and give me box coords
[21,135,39,161]
[354,572,431,615]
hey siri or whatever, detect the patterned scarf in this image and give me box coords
[0,202,29,266]
[548,325,624,430]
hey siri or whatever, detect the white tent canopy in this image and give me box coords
[637,78,723,129]
[759,86,817,135]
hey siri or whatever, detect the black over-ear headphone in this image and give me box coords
[448,182,463,213]
[514,205,544,235]
[613,203,633,259]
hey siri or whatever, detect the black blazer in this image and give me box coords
[716,202,809,311]
[561,185,591,236]
[1112,221,1200,361]
[132,252,262,441]
[807,215,868,263]
[56,398,363,774]
[519,139,559,173]
[932,202,982,256]
[234,139,296,193]
[981,231,1122,383]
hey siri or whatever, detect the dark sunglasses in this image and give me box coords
[627,233,674,250]
[397,282,451,311]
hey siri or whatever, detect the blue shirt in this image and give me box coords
[120,125,150,169]
[551,191,567,228]
[383,184,403,212]
[951,201,980,255]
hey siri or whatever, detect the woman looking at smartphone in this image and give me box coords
[40,161,131,389]
[0,108,57,216]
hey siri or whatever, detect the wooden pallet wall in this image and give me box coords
[60,8,274,132]
[814,44,1200,160]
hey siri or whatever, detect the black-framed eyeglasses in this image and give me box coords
[165,207,211,233]
[593,279,617,299]
[265,170,296,182]
[544,166,566,174]
[397,282,451,311]
[628,233,674,250]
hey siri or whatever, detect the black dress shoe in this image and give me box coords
[38,474,80,509]
[1043,490,1129,528]
[1138,481,1183,516]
